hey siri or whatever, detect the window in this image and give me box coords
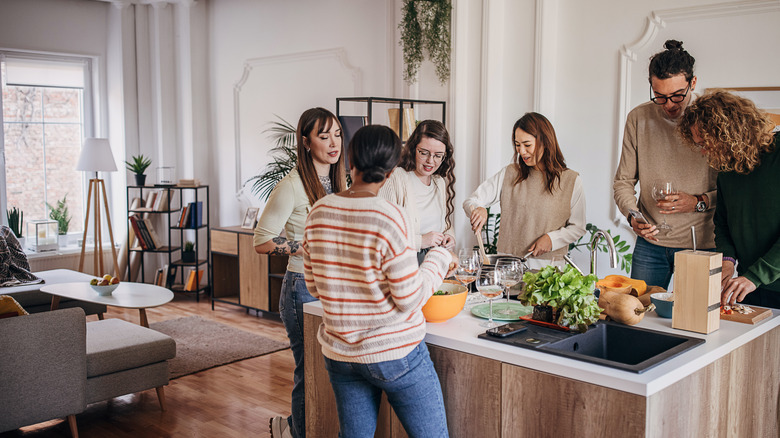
[1,53,94,238]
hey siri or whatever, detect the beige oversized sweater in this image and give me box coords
[613,101,717,249]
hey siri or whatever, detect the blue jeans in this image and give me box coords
[630,237,686,289]
[279,271,318,438]
[323,342,449,438]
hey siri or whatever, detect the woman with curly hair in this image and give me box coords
[678,90,780,309]
[463,112,585,267]
[379,120,456,263]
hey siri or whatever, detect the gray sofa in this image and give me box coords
[0,307,176,437]
[2,269,107,315]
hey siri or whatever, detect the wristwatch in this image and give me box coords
[695,195,707,212]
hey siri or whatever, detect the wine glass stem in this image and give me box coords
[505,286,510,305]
[488,298,494,324]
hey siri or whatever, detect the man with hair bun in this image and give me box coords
[613,39,717,289]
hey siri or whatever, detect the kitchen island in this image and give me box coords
[304,301,780,437]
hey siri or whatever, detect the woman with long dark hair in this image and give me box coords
[463,112,585,266]
[303,124,454,436]
[255,107,347,438]
[379,120,456,263]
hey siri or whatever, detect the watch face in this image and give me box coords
[696,201,706,212]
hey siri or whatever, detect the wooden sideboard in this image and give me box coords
[210,226,287,313]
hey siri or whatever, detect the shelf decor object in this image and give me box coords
[26,220,59,252]
[76,138,121,279]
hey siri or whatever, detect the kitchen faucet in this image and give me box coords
[590,229,618,278]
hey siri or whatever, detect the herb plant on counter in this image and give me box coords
[518,265,602,332]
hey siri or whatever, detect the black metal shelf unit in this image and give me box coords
[125,185,210,300]
[335,97,446,139]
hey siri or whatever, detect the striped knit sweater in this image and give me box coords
[303,193,452,364]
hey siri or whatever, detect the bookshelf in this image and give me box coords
[335,97,446,144]
[125,185,210,300]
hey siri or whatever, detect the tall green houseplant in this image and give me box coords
[244,116,298,201]
[399,0,452,84]
[6,207,23,238]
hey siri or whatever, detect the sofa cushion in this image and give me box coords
[86,318,176,377]
[4,269,94,307]
[0,295,28,319]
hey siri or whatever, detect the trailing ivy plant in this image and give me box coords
[399,0,452,85]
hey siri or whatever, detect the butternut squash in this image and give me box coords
[598,290,655,325]
[596,275,647,296]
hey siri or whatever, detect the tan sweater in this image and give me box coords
[614,101,717,249]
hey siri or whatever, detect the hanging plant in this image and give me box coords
[399,0,452,85]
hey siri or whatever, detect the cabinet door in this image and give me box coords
[238,233,269,310]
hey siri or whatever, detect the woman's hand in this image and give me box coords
[721,276,757,307]
[422,231,444,249]
[441,234,456,250]
[469,207,488,232]
[446,251,459,278]
[527,234,552,257]
[630,216,659,242]
[657,191,697,214]
[721,259,736,290]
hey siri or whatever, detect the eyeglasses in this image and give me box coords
[650,83,691,105]
[416,148,445,162]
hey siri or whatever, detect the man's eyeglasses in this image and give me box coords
[650,83,691,105]
[416,148,445,162]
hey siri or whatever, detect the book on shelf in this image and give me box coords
[128,215,148,250]
[135,217,156,250]
[184,269,204,291]
[154,267,164,286]
[178,178,200,187]
[154,189,169,211]
[188,201,203,228]
[142,218,163,249]
[177,204,190,228]
[165,265,178,289]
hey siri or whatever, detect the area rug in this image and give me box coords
[149,316,290,379]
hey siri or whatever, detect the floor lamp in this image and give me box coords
[76,138,121,279]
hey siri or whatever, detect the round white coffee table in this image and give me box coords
[42,282,174,327]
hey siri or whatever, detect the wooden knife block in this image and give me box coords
[672,250,722,334]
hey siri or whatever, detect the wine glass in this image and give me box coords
[651,181,676,231]
[476,265,502,328]
[457,248,480,291]
[496,258,524,315]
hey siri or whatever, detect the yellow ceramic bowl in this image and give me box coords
[422,283,468,323]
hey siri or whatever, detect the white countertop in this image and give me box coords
[304,300,780,397]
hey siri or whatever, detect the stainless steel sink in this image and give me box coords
[479,320,704,373]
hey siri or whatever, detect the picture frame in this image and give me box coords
[241,207,259,229]
[708,87,780,130]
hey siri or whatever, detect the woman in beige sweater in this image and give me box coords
[379,120,456,264]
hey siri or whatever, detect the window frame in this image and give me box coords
[0,50,96,232]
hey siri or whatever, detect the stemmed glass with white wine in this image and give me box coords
[496,258,523,315]
[456,248,480,297]
[476,265,502,328]
[652,181,676,232]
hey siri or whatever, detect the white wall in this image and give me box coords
[208,0,394,225]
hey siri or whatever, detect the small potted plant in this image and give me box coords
[47,195,72,247]
[182,240,196,263]
[125,154,153,186]
[6,206,24,249]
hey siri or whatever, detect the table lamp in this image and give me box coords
[76,138,121,279]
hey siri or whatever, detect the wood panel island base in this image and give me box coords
[304,303,780,437]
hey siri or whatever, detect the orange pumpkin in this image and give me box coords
[596,275,647,296]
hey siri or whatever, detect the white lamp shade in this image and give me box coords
[76,138,117,172]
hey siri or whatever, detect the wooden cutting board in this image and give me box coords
[720,305,773,324]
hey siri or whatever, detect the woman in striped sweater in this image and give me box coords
[303,125,455,437]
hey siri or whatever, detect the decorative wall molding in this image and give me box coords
[232,48,362,192]
[612,0,780,223]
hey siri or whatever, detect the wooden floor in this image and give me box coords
[1,293,294,438]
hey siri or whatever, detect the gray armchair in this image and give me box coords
[0,307,86,437]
